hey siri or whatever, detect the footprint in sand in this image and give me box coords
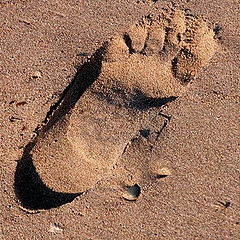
[16,9,217,195]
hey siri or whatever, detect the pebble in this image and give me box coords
[31,71,42,79]
[155,167,171,178]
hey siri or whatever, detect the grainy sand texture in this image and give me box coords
[1,0,239,239]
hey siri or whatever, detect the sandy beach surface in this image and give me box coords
[0,0,239,239]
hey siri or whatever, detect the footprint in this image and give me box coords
[16,8,217,196]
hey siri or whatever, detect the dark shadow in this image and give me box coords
[15,148,81,210]
[129,89,177,110]
[123,34,135,54]
[43,45,106,131]
[155,174,169,179]
[139,129,150,138]
[213,25,222,35]
[213,24,223,40]
[14,45,106,210]
[93,87,177,111]
[217,200,231,208]
[126,184,141,201]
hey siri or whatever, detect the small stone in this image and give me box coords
[31,71,42,79]
[155,167,171,178]
[149,161,172,179]
[48,223,63,233]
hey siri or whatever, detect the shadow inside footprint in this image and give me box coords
[129,89,177,110]
[93,87,177,110]
[43,46,105,131]
[14,46,105,210]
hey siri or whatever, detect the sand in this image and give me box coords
[0,0,239,239]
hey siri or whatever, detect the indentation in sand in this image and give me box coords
[123,184,141,201]
[15,8,218,208]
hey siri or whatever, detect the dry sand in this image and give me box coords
[0,0,239,239]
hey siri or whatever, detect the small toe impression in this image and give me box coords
[123,184,141,201]
[172,48,198,83]
[143,26,165,56]
[164,10,186,57]
[169,10,186,35]
[127,24,148,53]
